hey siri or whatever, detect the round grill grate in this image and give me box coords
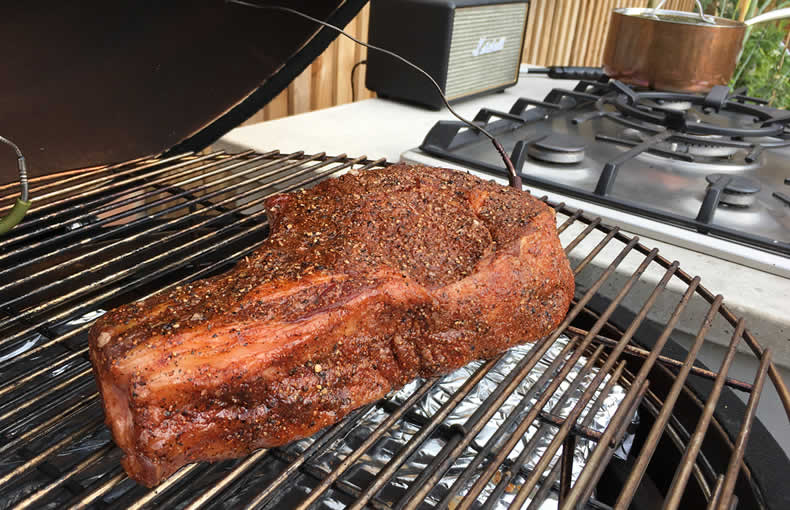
[0,151,787,510]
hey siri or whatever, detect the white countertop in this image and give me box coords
[216,68,790,371]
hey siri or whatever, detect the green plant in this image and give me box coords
[700,0,790,107]
[731,21,790,107]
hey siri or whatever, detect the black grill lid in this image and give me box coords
[0,0,367,182]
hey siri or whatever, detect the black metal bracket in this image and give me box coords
[762,109,790,128]
[421,120,468,150]
[594,131,673,196]
[696,175,730,227]
[572,111,607,125]
[745,145,764,163]
[574,79,611,94]
[773,192,790,207]
[703,85,731,112]
[474,107,527,124]
[611,80,639,105]
[509,135,548,172]
[509,97,562,116]
[545,88,602,106]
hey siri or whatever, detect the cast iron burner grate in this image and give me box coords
[0,150,788,509]
[420,80,790,260]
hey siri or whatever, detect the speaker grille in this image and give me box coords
[444,3,527,100]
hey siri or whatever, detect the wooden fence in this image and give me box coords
[241,0,694,125]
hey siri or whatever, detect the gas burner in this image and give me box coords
[621,129,739,159]
[655,100,693,112]
[685,139,739,158]
[706,174,761,208]
[526,133,586,164]
[604,82,790,138]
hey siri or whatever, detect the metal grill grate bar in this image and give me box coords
[58,233,309,508]
[3,151,256,243]
[462,244,655,508]
[274,379,440,510]
[227,403,377,510]
[565,379,651,509]
[542,360,628,510]
[450,239,642,509]
[714,351,770,510]
[568,295,724,508]
[0,157,378,377]
[706,474,726,510]
[0,152,207,246]
[566,326,755,393]
[125,464,200,510]
[556,208,584,234]
[403,338,581,510]
[0,347,87,398]
[739,329,790,422]
[0,155,151,211]
[66,471,126,510]
[661,296,733,510]
[0,158,376,373]
[0,394,98,457]
[0,417,104,487]
[182,401,378,510]
[0,150,270,280]
[562,217,601,253]
[510,250,668,506]
[398,235,641,508]
[0,152,334,334]
[345,358,503,510]
[0,323,88,372]
[0,160,371,376]
[571,226,618,275]
[615,318,746,508]
[15,444,115,510]
[0,151,329,318]
[0,155,360,351]
[0,367,92,426]
[483,344,609,510]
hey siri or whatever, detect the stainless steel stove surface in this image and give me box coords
[418,80,790,277]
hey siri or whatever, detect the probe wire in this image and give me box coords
[226,1,521,189]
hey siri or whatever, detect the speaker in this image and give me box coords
[365,0,529,110]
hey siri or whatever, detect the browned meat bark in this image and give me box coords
[89,164,574,487]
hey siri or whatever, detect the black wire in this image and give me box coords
[351,59,367,102]
[225,0,521,189]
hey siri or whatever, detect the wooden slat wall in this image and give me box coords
[523,0,694,66]
[241,3,373,126]
[240,0,694,126]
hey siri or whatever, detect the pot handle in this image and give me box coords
[652,0,716,24]
[745,7,790,26]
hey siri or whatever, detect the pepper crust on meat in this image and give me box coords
[89,164,574,487]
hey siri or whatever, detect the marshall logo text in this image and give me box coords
[471,36,506,56]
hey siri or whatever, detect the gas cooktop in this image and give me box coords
[415,80,790,277]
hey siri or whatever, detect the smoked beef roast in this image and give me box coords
[89,164,574,486]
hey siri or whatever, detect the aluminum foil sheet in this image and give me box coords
[295,335,633,509]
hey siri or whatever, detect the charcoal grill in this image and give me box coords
[0,150,788,509]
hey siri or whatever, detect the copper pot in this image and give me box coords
[602,1,790,92]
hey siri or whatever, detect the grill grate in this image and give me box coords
[0,150,787,510]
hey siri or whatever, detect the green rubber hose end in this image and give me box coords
[0,198,31,235]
